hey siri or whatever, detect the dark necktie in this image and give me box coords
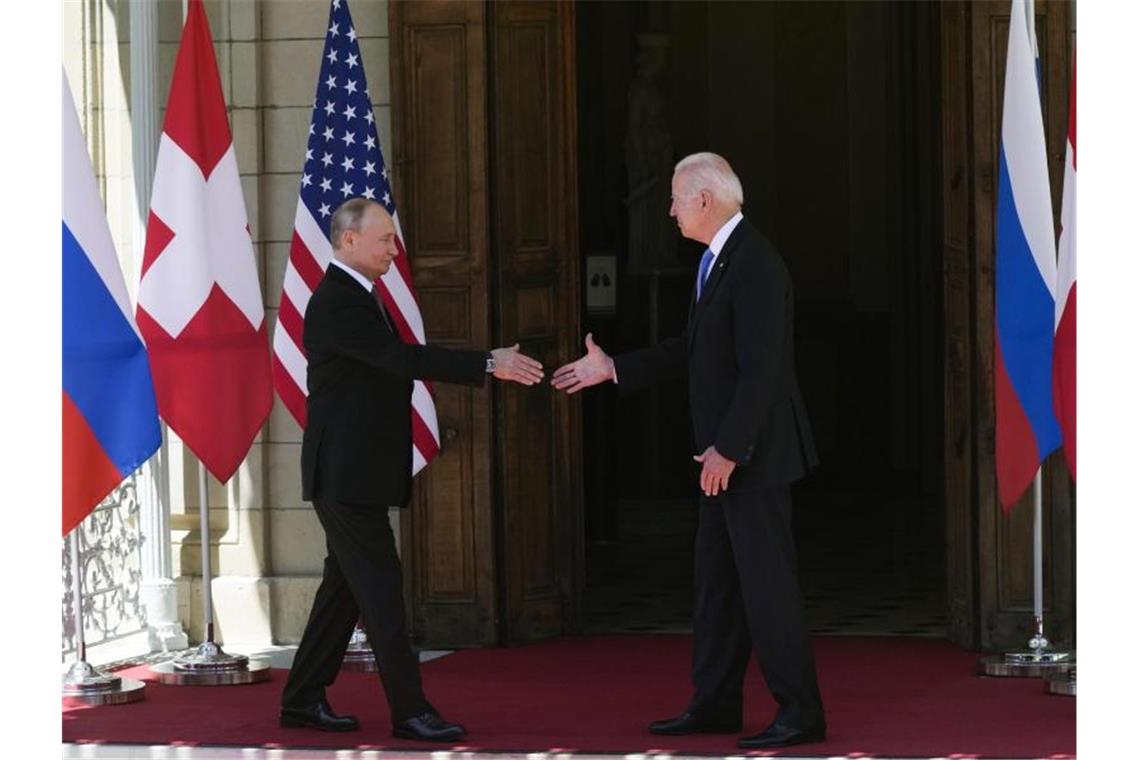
[370,285,395,332]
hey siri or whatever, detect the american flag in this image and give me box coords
[272,0,440,474]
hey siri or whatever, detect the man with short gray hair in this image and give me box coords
[554,152,825,749]
[281,198,543,742]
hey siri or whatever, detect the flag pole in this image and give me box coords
[63,525,147,706]
[1026,472,1075,695]
[978,468,1074,681]
[198,462,215,643]
[151,462,270,685]
[1031,469,1047,652]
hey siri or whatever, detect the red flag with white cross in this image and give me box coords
[135,0,272,483]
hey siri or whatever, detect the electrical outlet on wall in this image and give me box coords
[586,255,617,315]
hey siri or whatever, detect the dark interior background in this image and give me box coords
[574,0,947,635]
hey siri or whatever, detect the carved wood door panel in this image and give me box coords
[390,0,582,647]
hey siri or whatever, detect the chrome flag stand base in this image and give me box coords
[341,623,380,672]
[62,660,146,707]
[64,529,146,707]
[979,649,1074,677]
[980,473,1074,678]
[1045,665,1076,696]
[979,626,1074,678]
[150,464,270,686]
[151,639,270,686]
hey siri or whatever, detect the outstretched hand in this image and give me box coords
[551,333,615,394]
[491,344,545,385]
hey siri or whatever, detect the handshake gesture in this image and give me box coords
[494,332,615,392]
[489,343,546,385]
[550,333,614,394]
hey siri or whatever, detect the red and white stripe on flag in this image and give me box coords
[135,0,273,483]
[271,0,440,475]
[1053,56,1076,479]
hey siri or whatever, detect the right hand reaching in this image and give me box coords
[551,333,615,394]
[490,344,545,385]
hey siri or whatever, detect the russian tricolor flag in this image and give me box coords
[62,73,161,535]
[994,0,1062,510]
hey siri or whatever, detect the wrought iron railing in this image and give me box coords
[61,474,147,658]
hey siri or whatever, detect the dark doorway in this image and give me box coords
[576,1,946,637]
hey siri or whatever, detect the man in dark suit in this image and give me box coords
[552,153,824,749]
[280,198,543,741]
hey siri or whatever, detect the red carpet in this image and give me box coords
[63,635,1074,758]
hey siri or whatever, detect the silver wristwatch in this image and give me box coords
[485,352,496,373]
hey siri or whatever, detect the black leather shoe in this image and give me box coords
[737,721,826,749]
[648,711,742,735]
[393,712,467,742]
[280,698,360,732]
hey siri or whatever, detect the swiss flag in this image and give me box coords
[136,0,272,483]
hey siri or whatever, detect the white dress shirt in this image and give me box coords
[704,210,744,273]
[330,257,374,292]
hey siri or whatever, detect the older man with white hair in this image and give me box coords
[553,152,825,749]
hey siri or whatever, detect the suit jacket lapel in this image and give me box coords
[687,227,740,349]
[328,265,395,335]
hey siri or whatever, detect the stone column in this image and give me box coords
[132,0,188,652]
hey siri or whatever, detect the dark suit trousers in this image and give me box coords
[281,497,432,722]
[687,484,825,730]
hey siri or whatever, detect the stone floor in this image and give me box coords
[584,479,946,638]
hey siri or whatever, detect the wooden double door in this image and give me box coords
[385,0,1076,653]
[388,1,582,647]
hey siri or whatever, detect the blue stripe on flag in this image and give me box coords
[62,221,161,476]
[995,147,1062,460]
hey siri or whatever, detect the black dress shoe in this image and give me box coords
[648,711,742,735]
[280,698,360,732]
[737,721,826,749]
[393,711,467,742]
